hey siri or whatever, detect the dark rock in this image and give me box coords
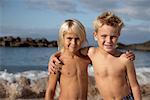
[0,79,9,98]
[127,41,150,51]
[117,40,150,51]
[16,76,30,87]
[0,36,58,47]
[141,84,150,96]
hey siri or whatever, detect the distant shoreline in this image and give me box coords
[116,40,150,51]
[0,36,57,47]
[0,36,150,51]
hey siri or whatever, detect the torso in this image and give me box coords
[88,47,131,99]
[58,53,90,100]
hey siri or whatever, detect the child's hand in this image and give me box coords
[125,50,135,61]
[48,54,62,74]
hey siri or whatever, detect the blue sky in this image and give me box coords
[0,0,150,44]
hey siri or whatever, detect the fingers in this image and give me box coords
[55,63,62,71]
[125,50,135,61]
[53,57,61,64]
[48,55,62,74]
[48,63,62,74]
[48,62,57,74]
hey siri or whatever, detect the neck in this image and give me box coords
[98,47,120,57]
[63,50,81,58]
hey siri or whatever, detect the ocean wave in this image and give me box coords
[0,70,48,83]
[0,67,150,85]
[136,67,150,85]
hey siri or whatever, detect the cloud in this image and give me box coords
[0,0,13,7]
[115,0,150,20]
[0,25,59,40]
[0,25,57,34]
[80,0,120,12]
[25,0,81,13]
[1,0,149,43]
[80,0,150,21]
[119,24,150,43]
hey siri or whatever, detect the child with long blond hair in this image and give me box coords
[45,19,91,100]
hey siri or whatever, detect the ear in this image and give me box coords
[93,31,97,36]
[93,32,98,41]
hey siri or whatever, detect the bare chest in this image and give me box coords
[61,58,88,77]
[93,57,126,78]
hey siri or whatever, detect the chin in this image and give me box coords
[69,49,78,53]
[104,47,114,53]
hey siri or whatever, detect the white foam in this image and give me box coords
[0,67,150,85]
[88,66,94,76]
[0,70,48,83]
[0,69,16,83]
[136,67,150,85]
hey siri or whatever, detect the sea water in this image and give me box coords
[0,47,150,85]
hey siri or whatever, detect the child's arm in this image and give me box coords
[48,46,92,74]
[80,47,90,56]
[126,60,142,100]
[45,72,59,100]
[48,51,62,74]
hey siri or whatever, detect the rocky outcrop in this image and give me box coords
[0,36,150,51]
[0,76,48,99]
[0,75,150,99]
[127,41,150,51]
[0,36,57,47]
[117,40,150,51]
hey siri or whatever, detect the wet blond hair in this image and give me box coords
[93,11,124,33]
[58,19,88,52]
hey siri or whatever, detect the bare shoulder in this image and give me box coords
[120,53,128,60]
[120,53,134,68]
[120,53,129,62]
[87,47,96,57]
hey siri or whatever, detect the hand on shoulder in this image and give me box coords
[120,53,134,66]
[87,47,96,57]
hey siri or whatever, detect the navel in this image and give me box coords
[67,72,70,75]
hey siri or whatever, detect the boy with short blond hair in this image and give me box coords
[87,11,141,100]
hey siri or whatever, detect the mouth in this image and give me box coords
[104,44,114,49]
[69,46,77,50]
[70,46,76,48]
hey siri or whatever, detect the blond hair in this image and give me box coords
[58,19,88,52]
[93,11,124,33]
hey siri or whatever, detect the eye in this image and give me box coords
[75,37,80,41]
[110,36,118,39]
[101,34,107,38]
[67,37,72,40]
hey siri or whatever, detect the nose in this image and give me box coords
[106,36,111,43]
[71,39,76,45]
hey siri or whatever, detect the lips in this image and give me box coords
[70,46,76,48]
[104,44,114,49]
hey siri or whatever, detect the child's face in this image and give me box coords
[94,24,120,53]
[63,33,82,53]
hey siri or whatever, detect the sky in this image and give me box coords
[0,0,150,44]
